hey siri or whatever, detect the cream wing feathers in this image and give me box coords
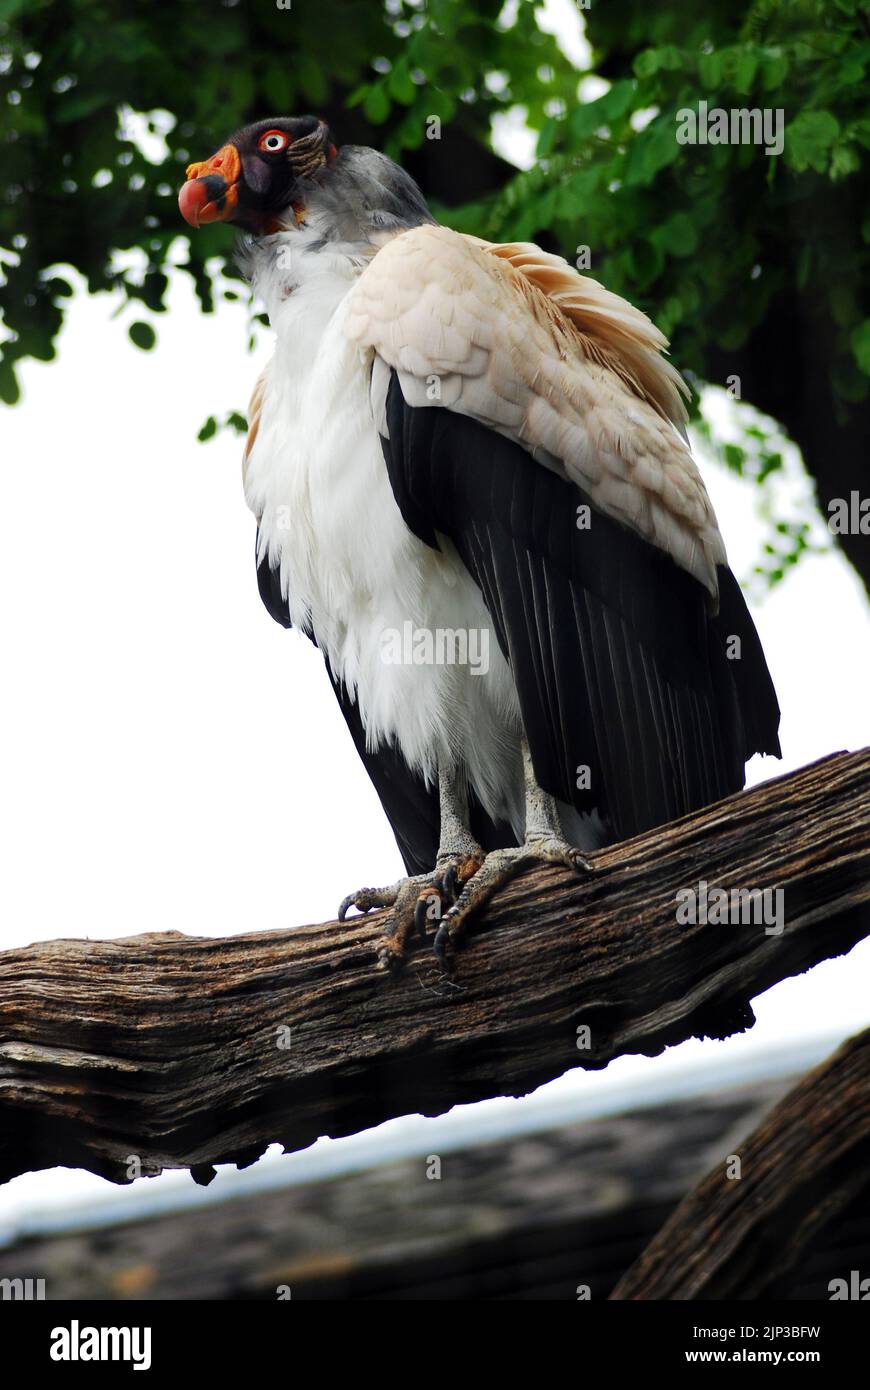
[344,223,726,601]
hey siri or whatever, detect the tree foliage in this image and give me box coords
[1,0,868,591]
[0,0,560,399]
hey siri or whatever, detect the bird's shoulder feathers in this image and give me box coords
[345,222,726,600]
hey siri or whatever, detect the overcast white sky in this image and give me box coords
[0,0,867,1239]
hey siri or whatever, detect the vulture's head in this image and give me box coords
[178,116,335,234]
[178,115,433,243]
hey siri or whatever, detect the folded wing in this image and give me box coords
[346,226,781,840]
[345,223,727,601]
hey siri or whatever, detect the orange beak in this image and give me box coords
[178,144,242,227]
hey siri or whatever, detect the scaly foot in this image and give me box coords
[339,855,484,970]
[432,837,594,971]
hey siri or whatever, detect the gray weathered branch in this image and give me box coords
[0,749,868,1187]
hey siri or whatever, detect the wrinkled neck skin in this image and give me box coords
[237,144,434,318]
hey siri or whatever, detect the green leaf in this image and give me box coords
[634,49,661,80]
[697,51,723,87]
[853,117,870,151]
[625,119,681,185]
[128,321,156,351]
[537,118,557,158]
[397,110,426,149]
[785,111,840,174]
[830,143,860,181]
[0,360,20,405]
[601,80,635,123]
[633,46,682,80]
[387,59,416,106]
[570,80,635,140]
[363,83,391,124]
[570,103,602,141]
[553,167,601,218]
[141,271,169,312]
[760,49,789,91]
[758,452,783,482]
[837,47,869,84]
[734,51,758,96]
[44,277,74,299]
[198,415,218,442]
[662,211,698,256]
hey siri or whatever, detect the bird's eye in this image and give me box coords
[258,130,290,154]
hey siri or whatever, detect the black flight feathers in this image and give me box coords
[378,371,781,843]
[254,370,781,873]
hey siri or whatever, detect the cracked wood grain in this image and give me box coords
[610,1025,870,1300]
[0,749,868,1187]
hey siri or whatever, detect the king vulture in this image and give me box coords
[179,115,781,969]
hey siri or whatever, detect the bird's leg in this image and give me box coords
[433,739,594,970]
[338,764,483,970]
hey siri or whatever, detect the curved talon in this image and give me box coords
[339,888,385,921]
[433,917,451,969]
[338,879,409,921]
[414,893,432,940]
[438,863,458,899]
